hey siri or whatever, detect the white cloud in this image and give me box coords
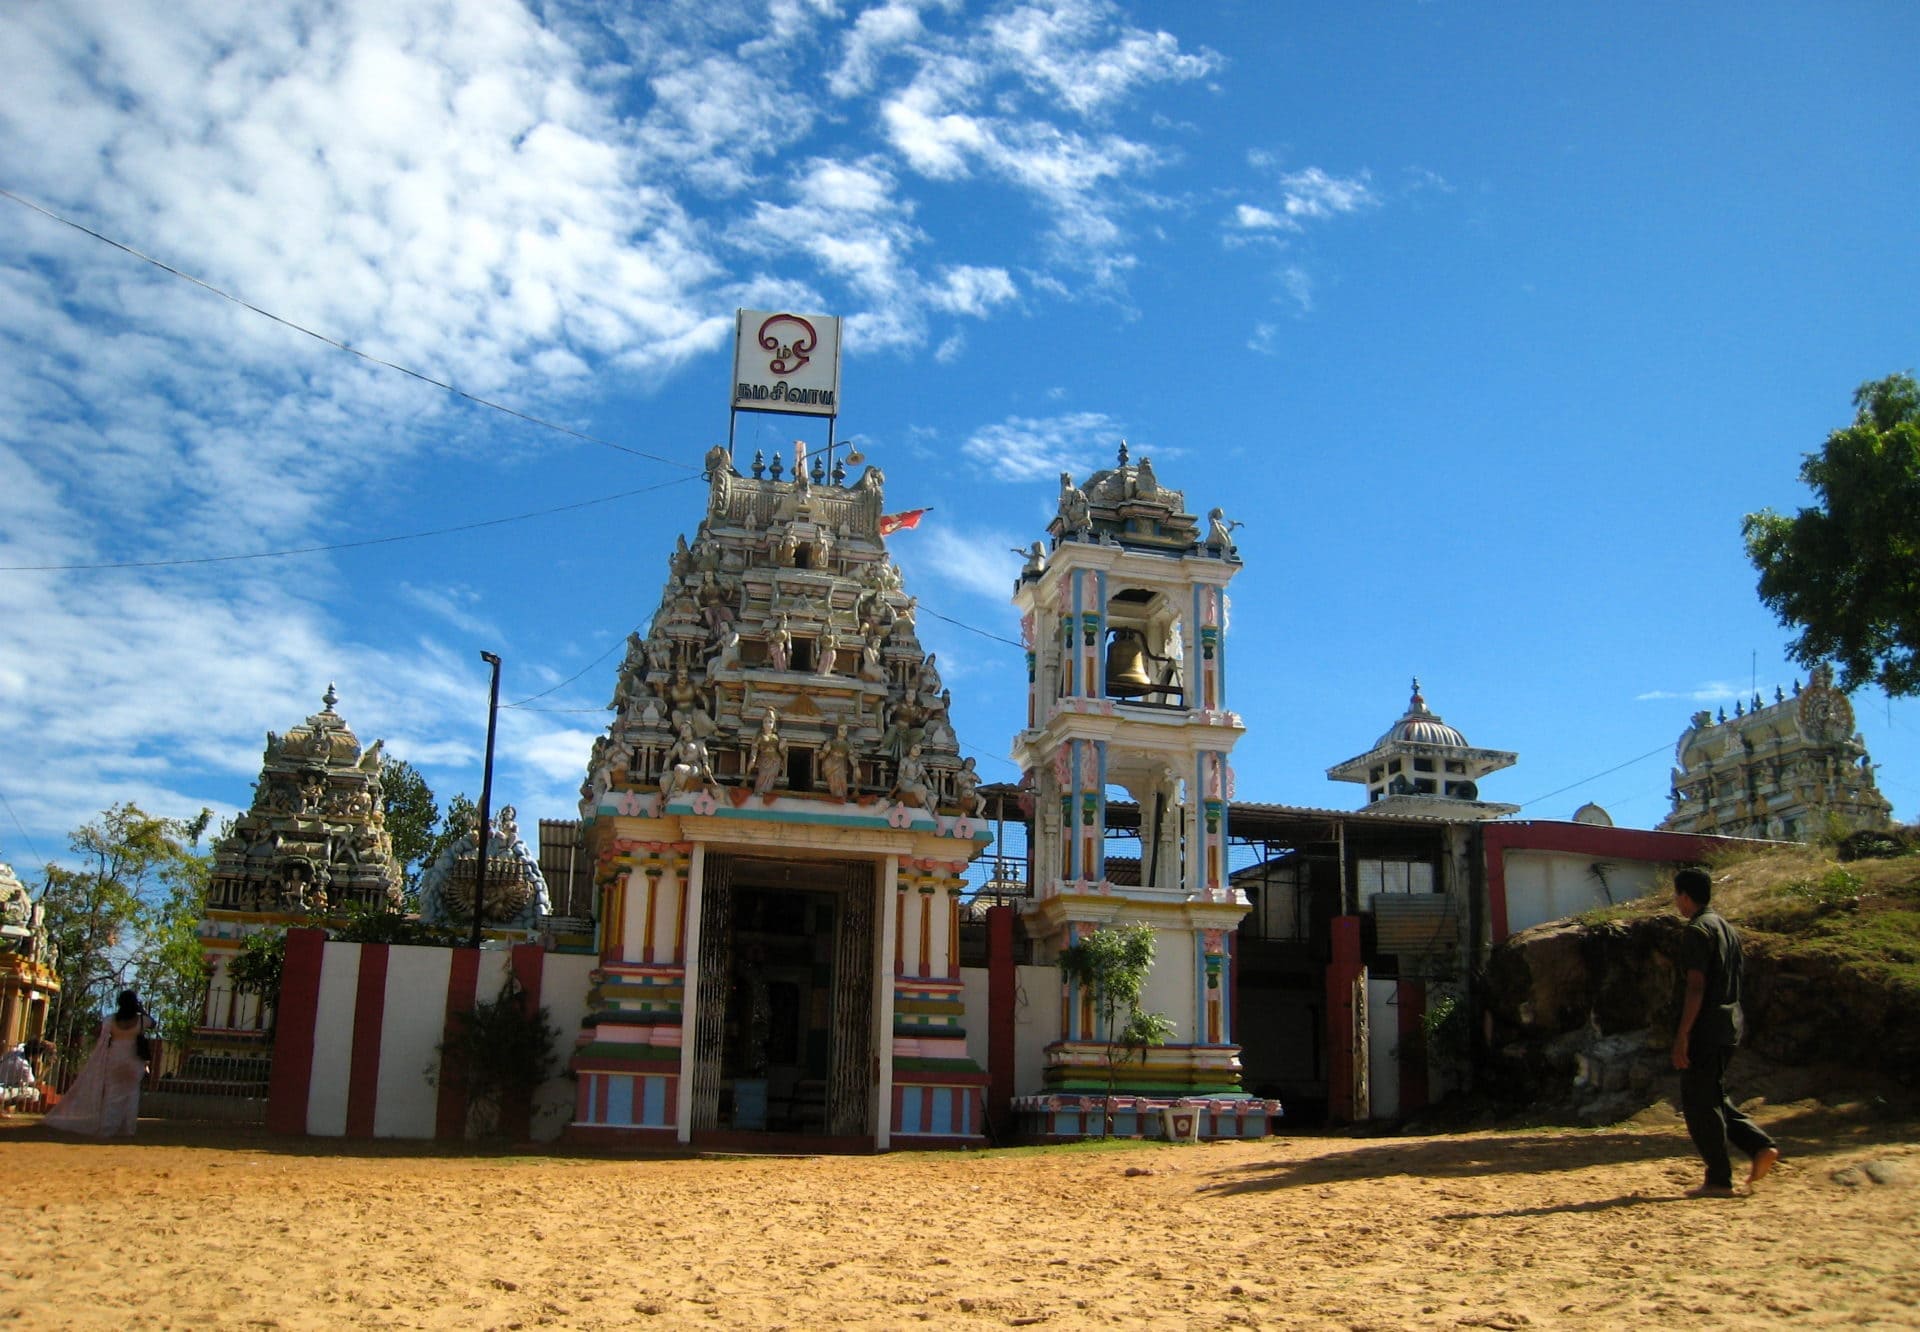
[929,265,1017,316]
[960,411,1121,481]
[397,583,503,641]
[1233,204,1290,231]
[1636,682,1749,703]
[1276,166,1377,221]
[934,330,967,362]
[986,0,1221,116]
[908,525,1028,602]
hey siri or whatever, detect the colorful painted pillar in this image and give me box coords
[890,854,989,1144]
[568,838,692,1144]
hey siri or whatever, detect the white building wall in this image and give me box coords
[1504,851,1665,935]
[1141,927,1196,1043]
[1367,977,1400,1121]
[306,943,361,1136]
[1015,963,1061,1099]
[371,946,453,1139]
[533,953,597,1141]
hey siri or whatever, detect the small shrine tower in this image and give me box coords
[202,686,403,1037]
[1011,445,1274,1136]
[1327,679,1518,819]
[0,859,59,1052]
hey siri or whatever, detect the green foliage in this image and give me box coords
[1058,923,1175,1136]
[37,803,211,1054]
[1744,372,1920,695]
[1785,868,1865,910]
[379,757,439,893]
[1421,991,1471,1071]
[422,792,478,880]
[432,975,559,1139]
[332,897,462,946]
[227,927,289,1009]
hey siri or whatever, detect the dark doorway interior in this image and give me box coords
[691,856,876,1139]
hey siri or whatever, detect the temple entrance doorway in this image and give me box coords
[689,855,875,1141]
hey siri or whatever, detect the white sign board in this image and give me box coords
[731,309,841,418]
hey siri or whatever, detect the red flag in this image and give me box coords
[878,508,929,536]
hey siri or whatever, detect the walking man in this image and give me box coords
[1671,866,1781,1196]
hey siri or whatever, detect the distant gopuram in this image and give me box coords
[202,686,403,1034]
[1660,664,1893,841]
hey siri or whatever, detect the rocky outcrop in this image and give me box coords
[1479,913,1920,1122]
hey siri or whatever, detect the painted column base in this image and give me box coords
[1011,1093,1281,1141]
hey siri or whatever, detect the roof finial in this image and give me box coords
[1117,439,1129,466]
[1409,676,1425,711]
[323,682,339,711]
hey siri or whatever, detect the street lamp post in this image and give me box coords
[471,651,502,952]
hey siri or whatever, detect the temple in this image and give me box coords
[0,859,57,1052]
[197,687,404,1066]
[1009,445,1279,1139]
[1327,680,1519,819]
[1660,663,1893,840]
[567,444,992,1148]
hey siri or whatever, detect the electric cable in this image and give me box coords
[1515,742,1671,811]
[0,476,699,572]
[0,187,703,472]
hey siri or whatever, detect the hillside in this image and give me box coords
[1477,837,1920,1124]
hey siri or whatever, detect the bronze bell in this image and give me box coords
[1105,629,1154,698]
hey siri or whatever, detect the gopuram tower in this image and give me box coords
[1010,446,1278,1138]
[202,686,403,1039]
[568,443,992,1149]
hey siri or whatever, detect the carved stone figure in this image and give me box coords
[892,743,931,808]
[749,711,788,797]
[951,756,986,817]
[820,724,854,801]
[766,613,792,672]
[816,622,841,676]
[1207,507,1241,550]
[660,722,714,799]
[1059,473,1090,532]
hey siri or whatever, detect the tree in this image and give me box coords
[1057,923,1177,1137]
[1745,373,1920,695]
[37,804,211,1054]
[421,792,478,877]
[378,756,440,893]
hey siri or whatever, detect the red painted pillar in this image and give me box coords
[502,943,546,1142]
[986,905,1016,1138]
[1325,916,1363,1123]
[1397,978,1428,1114]
[434,946,482,1141]
[344,944,389,1138]
[266,928,327,1135]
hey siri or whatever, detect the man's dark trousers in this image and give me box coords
[1681,1044,1775,1188]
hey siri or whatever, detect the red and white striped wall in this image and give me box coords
[266,929,594,1141]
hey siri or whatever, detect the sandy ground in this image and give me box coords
[1,1097,1917,1331]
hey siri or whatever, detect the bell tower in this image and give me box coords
[1010,446,1276,1137]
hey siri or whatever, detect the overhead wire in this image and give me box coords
[1516,741,1672,811]
[0,187,701,472]
[0,476,701,572]
[0,188,1043,751]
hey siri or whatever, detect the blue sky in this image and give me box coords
[1,0,1916,871]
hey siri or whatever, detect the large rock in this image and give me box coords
[1480,914,1920,1113]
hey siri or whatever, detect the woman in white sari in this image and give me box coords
[45,990,148,1138]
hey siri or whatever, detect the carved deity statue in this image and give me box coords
[819,724,854,801]
[749,710,788,797]
[892,743,931,809]
[660,722,714,799]
[951,756,986,817]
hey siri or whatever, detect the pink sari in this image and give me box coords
[45,1017,145,1138]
